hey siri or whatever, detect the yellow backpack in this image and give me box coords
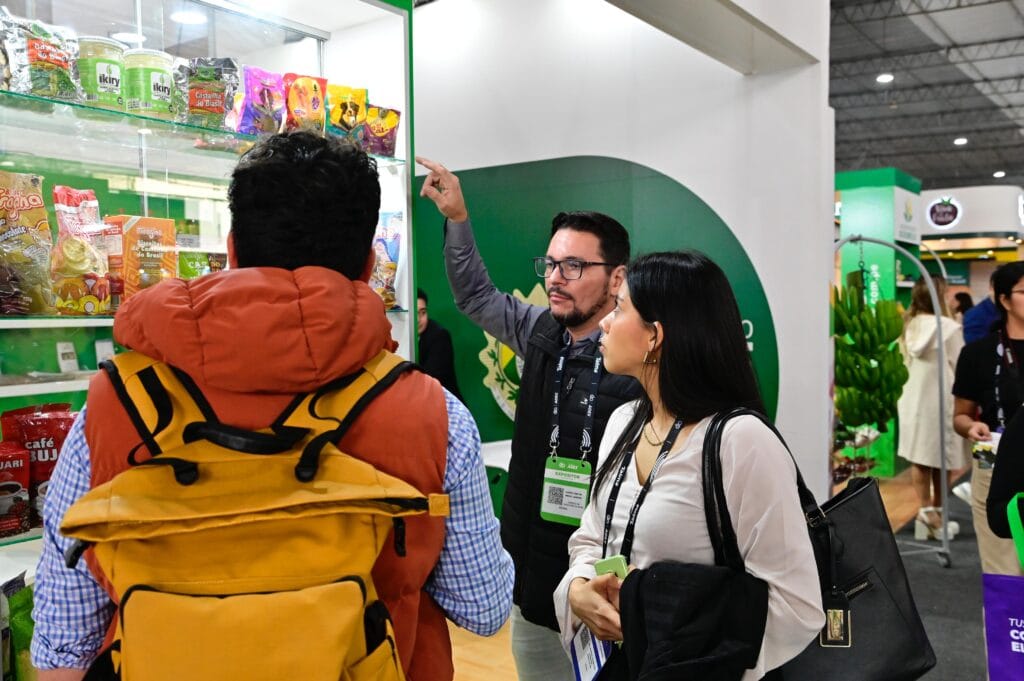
[61,350,449,681]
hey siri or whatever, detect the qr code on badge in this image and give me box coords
[579,626,591,647]
[546,487,564,505]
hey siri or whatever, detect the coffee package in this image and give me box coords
[0,444,29,539]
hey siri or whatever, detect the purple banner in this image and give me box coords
[984,573,1024,680]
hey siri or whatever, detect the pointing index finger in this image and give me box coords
[415,156,447,175]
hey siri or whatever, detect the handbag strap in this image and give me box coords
[702,408,844,596]
[1009,492,1024,570]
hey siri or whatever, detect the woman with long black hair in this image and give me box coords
[553,251,823,680]
[953,260,1024,577]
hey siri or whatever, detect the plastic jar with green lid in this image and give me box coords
[124,48,174,120]
[78,37,127,112]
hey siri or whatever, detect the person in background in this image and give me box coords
[554,251,823,680]
[418,288,463,401]
[952,291,974,324]
[417,156,642,681]
[31,133,513,681]
[896,276,968,540]
[963,273,999,343]
[953,260,1024,577]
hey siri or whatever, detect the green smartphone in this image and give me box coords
[594,554,627,579]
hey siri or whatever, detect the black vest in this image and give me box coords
[501,312,642,630]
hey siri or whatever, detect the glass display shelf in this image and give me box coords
[0,371,97,398]
[0,89,406,182]
[0,316,115,330]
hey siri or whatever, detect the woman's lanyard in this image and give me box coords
[548,342,603,458]
[601,418,685,563]
[994,328,1019,431]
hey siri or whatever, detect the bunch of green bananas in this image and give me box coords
[831,275,908,430]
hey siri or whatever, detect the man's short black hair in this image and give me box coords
[228,132,381,280]
[417,288,428,305]
[550,211,630,266]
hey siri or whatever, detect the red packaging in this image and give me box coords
[0,403,71,442]
[0,443,30,538]
[14,408,75,527]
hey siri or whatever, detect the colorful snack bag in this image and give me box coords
[282,73,327,134]
[326,84,367,136]
[0,443,29,538]
[235,66,284,135]
[0,7,80,101]
[8,581,33,681]
[184,57,239,129]
[369,211,403,310]
[361,104,401,157]
[103,215,176,300]
[178,251,226,280]
[51,186,110,316]
[17,408,75,527]
[0,170,54,314]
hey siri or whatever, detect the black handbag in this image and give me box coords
[704,409,936,681]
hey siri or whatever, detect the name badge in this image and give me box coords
[540,456,591,526]
[570,624,610,681]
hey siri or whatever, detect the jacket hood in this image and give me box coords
[113,267,397,394]
[904,313,960,358]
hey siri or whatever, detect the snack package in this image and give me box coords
[178,251,226,280]
[183,58,239,129]
[51,186,110,316]
[282,73,326,134]
[16,408,75,527]
[0,443,29,539]
[0,7,80,101]
[103,215,176,300]
[0,170,54,314]
[369,211,403,310]
[361,104,401,157]
[326,84,367,136]
[234,66,284,135]
[91,220,124,311]
[8,582,32,681]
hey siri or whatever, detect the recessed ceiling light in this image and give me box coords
[947,251,954,257]
[954,137,968,146]
[940,238,947,242]
[111,31,146,43]
[994,171,1007,178]
[988,250,995,255]
[876,73,895,84]
[170,10,207,25]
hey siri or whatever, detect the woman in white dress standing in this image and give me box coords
[553,251,823,680]
[897,275,969,540]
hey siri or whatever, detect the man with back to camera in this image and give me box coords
[417,156,642,680]
[31,133,513,681]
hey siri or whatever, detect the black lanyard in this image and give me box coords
[548,342,603,458]
[995,329,1019,430]
[601,418,685,563]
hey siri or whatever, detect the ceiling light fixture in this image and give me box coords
[954,137,968,146]
[994,171,1007,178]
[170,10,207,25]
[876,72,895,84]
[988,250,995,255]
[111,31,146,43]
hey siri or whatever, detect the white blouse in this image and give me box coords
[553,402,825,680]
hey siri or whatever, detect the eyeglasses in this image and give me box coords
[534,257,614,280]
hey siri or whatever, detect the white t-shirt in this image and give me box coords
[553,402,825,679]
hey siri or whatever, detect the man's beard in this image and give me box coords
[549,287,610,329]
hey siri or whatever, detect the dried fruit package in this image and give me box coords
[282,73,327,134]
[51,186,110,315]
[369,211,403,310]
[326,84,367,136]
[0,6,80,101]
[234,66,284,135]
[183,57,239,129]
[360,104,401,157]
[0,170,54,314]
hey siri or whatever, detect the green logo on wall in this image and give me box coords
[414,156,779,442]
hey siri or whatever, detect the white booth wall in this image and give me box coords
[411,0,834,498]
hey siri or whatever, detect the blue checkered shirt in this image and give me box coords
[31,392,513,670]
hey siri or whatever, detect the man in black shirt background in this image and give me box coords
[418,288,463,402]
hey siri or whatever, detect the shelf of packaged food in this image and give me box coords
[0,529,43,550]
[0,89,406,180]
[0,316,115,330]
[0,377,95,399]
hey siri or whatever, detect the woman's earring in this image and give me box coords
[642,351,659,365]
